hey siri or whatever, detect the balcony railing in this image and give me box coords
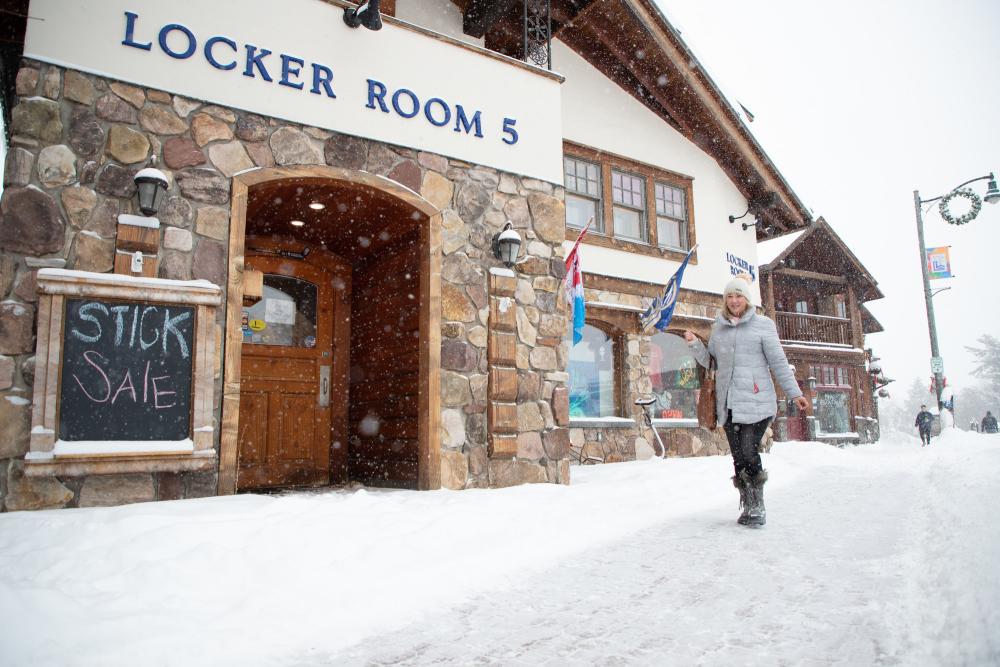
[775,311,852,347]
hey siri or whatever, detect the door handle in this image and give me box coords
[319,365,331,407]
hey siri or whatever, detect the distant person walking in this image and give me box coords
[686,273,807,528]
[982,411,998,434]
[914,405,934,446]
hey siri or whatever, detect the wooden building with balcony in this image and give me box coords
[757,218,884,445]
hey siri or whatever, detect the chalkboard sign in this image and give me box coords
[58,298,195,441]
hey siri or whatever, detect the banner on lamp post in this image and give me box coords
[925,246,953,279]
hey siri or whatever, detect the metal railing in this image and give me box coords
[775,311,852,346]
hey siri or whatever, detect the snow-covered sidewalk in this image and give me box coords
[2,430,998,666]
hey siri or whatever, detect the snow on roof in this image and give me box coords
[757,229,806,266]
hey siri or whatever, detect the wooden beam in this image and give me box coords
[463,0,519,38]
[773,267,847,284]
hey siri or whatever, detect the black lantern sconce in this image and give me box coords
[343,0,383,30]
[133,160,169,217]
[491,222,522,268]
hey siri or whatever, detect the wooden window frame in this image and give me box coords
[811,363,851,389]
[564,155,604,234]
[563,141,697,263]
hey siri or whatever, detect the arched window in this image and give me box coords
[649,331,701,419]
[568,323,617,418]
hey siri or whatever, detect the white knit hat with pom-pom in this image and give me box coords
[723,272,753,300]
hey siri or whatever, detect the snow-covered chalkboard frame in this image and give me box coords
[24,270,222,478]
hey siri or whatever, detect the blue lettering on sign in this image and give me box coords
[244,45,273,81]
[204,36,237,71]
[158,24,197,59]
[121,12,152,51]
[424,98,451,127]
[454,105,483,138]
[119,13,523,146]
[726,253,756,281]
[391,88,420,119]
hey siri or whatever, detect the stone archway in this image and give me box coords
[217,166,442,494]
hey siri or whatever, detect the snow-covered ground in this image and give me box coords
[2,429,998,666]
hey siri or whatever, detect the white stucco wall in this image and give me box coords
[555,40,759,303]
[394,0,485,48]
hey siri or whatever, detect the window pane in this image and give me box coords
[568,325,616,418]
[243,275,317,347]
[564,157,600,198]
[613,206,643,241]
[795,300,809,314]
[837,367,849,386]
[657,216,687,250]
[612,170,644,207]
[655,183,686,221]
[816,391,851,433]
[649,332,701,419]
[566,194,600,232]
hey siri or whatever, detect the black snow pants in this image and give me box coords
[723,410,773,478]
[919,427,932,446]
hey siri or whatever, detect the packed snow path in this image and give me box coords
[322,433,1000,666]
[1,431,998,666]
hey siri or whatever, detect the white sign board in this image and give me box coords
[930,357,944,374]
[24,0,564,183]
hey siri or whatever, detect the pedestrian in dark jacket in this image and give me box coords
[982,411,998,434]
[915,405,934,446]
[686,273,807,527]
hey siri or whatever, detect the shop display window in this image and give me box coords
[568,324,617,418]
[649,331,701,419]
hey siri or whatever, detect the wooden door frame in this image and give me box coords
[218,166,442,494]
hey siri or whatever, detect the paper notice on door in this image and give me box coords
[264,298,295,324]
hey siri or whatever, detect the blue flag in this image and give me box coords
[640,247,696,332]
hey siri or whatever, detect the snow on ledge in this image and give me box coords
[52,439,195,458]
[37,269,221,293]
[569,417,637,429]
[117,214,160,229]
[489,267,516,278]
[652,418,700,428]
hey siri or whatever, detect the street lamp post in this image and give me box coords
[913,173,1000,411]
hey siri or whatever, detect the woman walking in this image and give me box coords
[685,273,808,527]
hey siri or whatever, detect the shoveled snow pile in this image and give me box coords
[1,429,998,666]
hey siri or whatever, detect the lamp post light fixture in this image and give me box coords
[491,222,522,268]
[133,163,169,217]
[913,172,999,410]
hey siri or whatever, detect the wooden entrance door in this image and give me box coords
[787,400,808,441]
[236,254,347,490]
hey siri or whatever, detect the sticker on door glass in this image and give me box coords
[265,298,296,324]
[248,319,266,332]
[303,335,316,348]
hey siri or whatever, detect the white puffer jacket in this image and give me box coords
[689,310,802,424]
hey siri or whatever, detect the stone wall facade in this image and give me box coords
[566,285,775,468]
[0,60,572,510]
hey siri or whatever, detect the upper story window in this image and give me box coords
[794,300,809,314]
[655,182,687,251]
[563,142,695,261]
[568,323,618,418]
[835,300,847,318]
[611,170,646,242]
[564,156,603,233]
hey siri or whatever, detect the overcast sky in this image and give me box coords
[656,0,1000,400]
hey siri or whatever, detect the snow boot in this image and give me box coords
[733,474,750,525]
[740,469,767,527]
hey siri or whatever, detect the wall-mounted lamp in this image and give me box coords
[133,160,169,216]
[343,0,383,30]
[806,375,817,393]
[491,222,521,268]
